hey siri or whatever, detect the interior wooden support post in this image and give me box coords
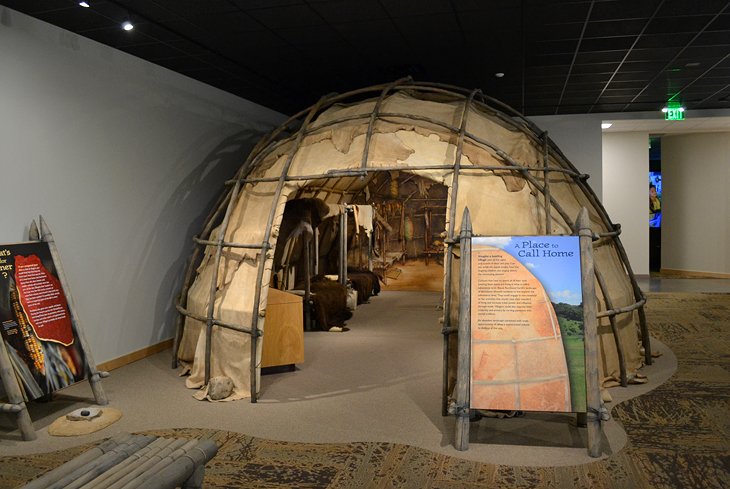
[358,227,363,268]
[382,226,388,284]
[248,95,330,402]
[339,210,348,286]
[542,131,552,235]
[39,216,108,406]
[303,238,312,331]
[314,228,320,275]
[594,266,628,386]
[577,207,604,458]
[454,207,472,451]
[367,231,373,271]
[441,89,479,416]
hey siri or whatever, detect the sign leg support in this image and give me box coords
[577,207,604,458]
[454,207,472,451]
[39,216,109,406]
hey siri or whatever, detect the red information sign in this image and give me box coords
[14,254,74,346]
[0,242,88,400]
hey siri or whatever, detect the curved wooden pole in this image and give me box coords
[442,89,479,416]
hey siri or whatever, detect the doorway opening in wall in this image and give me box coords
[260,171,447,395]
[649,136,662,272]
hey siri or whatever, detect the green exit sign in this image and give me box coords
[665,108,685,120]
[663,102,685,121]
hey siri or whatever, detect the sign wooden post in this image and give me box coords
[38,216,109,406]
[453,207,472,451]
[577,207,604,457]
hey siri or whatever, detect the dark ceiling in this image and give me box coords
[4,0,730,116]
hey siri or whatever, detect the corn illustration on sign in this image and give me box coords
[0,242,88,400]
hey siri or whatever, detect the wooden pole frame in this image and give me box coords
[172,81,649,403]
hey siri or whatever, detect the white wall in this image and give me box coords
[601,132,650,275]
[661,133,730,275]
[0,8,285,364]
[530,114,604,200]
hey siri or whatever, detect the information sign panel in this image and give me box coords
[0,242,89,400]
[470,236,585,412]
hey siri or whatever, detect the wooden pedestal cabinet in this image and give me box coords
[261,288,304,368]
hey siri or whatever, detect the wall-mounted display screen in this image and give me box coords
[649,172,662,228]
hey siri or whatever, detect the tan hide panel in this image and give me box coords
[225,181,281,261]
[451,174,542,236]
[182,178,296,400]
[287,132,415,175]
[546,170,606,233]
[593,243,643,384]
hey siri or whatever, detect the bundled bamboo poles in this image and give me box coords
[19,434,218,489]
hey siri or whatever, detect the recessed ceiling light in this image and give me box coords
[122,20,134,31]
[79,1,90,7]
[495,72,505,78]
[601,122,612,129]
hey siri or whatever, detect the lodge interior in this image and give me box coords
[268,171,447,335]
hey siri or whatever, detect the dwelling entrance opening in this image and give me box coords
[261,172,447,380]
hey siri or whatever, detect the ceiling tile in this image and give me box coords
[380,0,453,18]
[246,4,325,29]
[308,0,387,23]
[660,0,729,16]
[584,19,648,38]
[645,14,717,35]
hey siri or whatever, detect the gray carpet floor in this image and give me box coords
[0,290,676,466]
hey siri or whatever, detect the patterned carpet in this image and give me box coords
[1,292,728,488]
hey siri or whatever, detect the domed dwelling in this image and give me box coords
[173,80,650,404]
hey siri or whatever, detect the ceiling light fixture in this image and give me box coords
[122,20,134,31]
[495,72,505,78]
[601,122,612,129]
[79,1,90,7]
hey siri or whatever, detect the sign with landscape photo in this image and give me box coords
[0,242,88,400]
[470,236,585,413]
